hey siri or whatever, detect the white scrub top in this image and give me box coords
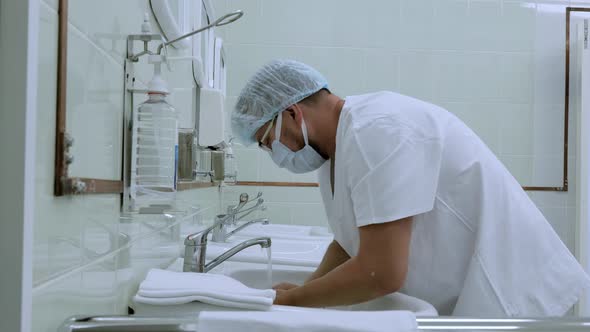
[318,91,590,317]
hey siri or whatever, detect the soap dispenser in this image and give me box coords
[133,55,178,207]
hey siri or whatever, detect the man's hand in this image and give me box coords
[272,282,299,291]
[273,289,294,306]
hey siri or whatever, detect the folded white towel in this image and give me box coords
[133,269,276,311]
[197,310,417,332]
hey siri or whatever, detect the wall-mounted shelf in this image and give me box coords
[177,181,217,191]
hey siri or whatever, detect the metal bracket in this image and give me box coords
[122,33,170,212]
[126,33,163,62]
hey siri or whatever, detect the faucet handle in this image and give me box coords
[229,193,249,214]
[239,192,249,204]
[235,193,249,211]
[230,192,264,213]
[240,192,263,205]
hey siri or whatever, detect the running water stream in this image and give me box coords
[262,246,272,288]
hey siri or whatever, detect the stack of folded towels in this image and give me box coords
[134,269,419,332]
[133,269,276,311]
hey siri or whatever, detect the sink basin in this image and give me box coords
[206,236,330,267]
[227,264,312,289]
[230,224,333,240]
[132,261,437,317]
[226,265,438,317]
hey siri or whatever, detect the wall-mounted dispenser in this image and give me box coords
[193,147,224,183]
[197,88,225,147]
[177,128,196,181]
[195,148,212,180]
[213,37,226,94]
[193,36,230,184]
[210,150,225,183]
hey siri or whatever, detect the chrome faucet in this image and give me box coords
[210,192,268,242]
[212,217,269,242]
[227,192,265,223]
[183,214,271,273]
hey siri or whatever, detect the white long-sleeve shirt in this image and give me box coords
[318,91,590,316]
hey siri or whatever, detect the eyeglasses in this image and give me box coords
[258,114,278,152]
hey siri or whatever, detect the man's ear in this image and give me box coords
[288,104,304,127]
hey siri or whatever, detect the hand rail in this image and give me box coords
[60,315,590,331]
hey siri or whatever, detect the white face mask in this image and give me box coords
[270,111,327,174]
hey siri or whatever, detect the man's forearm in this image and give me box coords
[275,218,412,308]
[306,240,350,283]
[277,255,396,308]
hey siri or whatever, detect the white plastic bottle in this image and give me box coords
[134,55,178,207]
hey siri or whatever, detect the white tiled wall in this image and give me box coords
[31,0,588,329]
[31,191,218,332]
[222,0,587,250]
[220,185,327,226]
[33,1,222,331]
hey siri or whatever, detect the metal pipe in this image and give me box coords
[416,317,590,330]
[156,10,243,55]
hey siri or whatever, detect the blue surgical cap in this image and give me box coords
[231,59,329,146]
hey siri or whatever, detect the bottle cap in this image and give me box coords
[141,13,152,34]
[147,55,169,94]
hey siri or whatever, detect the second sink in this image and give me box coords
[206,236,330,267]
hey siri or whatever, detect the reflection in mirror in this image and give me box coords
[228,2,570,191]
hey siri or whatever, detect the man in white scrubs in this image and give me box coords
[231,59,590,316]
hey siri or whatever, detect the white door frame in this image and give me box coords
[0,0,39,331]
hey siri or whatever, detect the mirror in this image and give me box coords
[53,0,125,195]
[226,1,573,192]
[53,0,224,195]
[53,0,576,195]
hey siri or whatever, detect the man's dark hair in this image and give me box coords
[300,88,331,105]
